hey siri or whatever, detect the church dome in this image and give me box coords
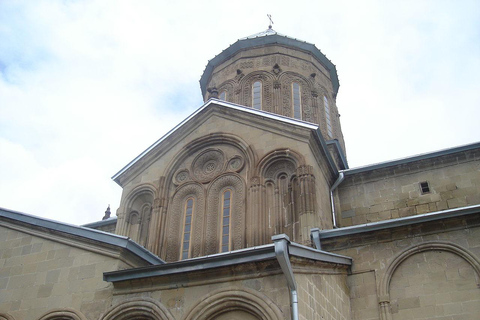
[200,27,345,153]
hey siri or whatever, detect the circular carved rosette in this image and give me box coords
[227,155,245,172]
[191,149,225,183]
[173,169,191,185]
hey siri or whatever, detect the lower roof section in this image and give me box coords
[318,204,480,239]
[104,241,352,283]
[0,206,164,265]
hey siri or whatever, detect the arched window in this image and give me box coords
[220,190,232,252]
[181,198,194,259]
[292,82,301,119]
[324,95,332,138]
[219,91,227,101]
[252,81,262,110]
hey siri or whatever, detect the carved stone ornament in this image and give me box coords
[191,149,225,183]
[173,169,191,185]
[228,155,245,172]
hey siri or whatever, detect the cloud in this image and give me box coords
[0,0,479,224]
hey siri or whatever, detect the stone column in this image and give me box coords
[379,300,392,320]
[273,80,281,115]
[295,165,317,244]
[146,197,163,254]
[248,177,265,246]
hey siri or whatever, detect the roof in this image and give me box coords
[104,241,351,283]
[0,206,164,265]
[199,28,339,97]
[318,204,480,239]
[112,99,339,184]
[342,141,480,175]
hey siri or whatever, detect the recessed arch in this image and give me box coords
[0,313,16,320]
[379,241,480,300]
[256,148,305,181]
[37,309,87,320]
[378,241,480,320]
[100,297,174,320]
[122,183,157,210]
[183,287,284,320]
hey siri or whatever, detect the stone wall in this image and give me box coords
[322,214,480,320]
[297,272,351,320]
[0,225,126,320]
[337,148,480,226]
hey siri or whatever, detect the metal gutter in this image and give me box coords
[272,234,298,320]
[112,99,338,183]
[104,243,276,282]
[288,242,352,265]
[104,236,353,283]
[342,141,480,176]
[330,172,345,228]
[0,207,164,265]
[318,204,480,239]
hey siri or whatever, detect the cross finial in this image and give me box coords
[267,14,274,29]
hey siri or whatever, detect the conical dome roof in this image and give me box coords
[200,28,339,97]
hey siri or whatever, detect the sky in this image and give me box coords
[1,0,479,225]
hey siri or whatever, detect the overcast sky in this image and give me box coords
[1,0,479,225]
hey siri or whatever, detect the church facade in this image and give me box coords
[1,28,479,320]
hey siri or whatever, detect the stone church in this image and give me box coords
[1,27,480,320]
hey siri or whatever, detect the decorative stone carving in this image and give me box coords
[264,160,296,181]
[228,155,245,172]
[205,174,245,254]
[174,169,190,185]
[191,149,225,183]
[165,183,205,261]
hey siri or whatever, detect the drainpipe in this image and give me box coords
[330,172,345,228]
[272,234,298,320]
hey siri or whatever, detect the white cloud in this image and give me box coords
[0,0,479,224]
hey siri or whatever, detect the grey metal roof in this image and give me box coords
[342,141,480,175]
[318,204,480,239]
[0,206,164,265]
[112,99,339,183]
[82,216,117,228]
[200,29,339,97]
[104,241,351,283]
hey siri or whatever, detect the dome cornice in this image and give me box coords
[200,31,339,97]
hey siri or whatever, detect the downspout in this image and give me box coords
[330,172,345,228]
[272,234,298,320]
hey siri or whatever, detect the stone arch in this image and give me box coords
[37,309,87,320]
[100,297,174,320]
[162,133,256,196]
[164,182,205,261]
[257,148,305,181]
[278,72,313,120]
[205,173,246,254]
[0,313,16,320]
[378,241,480,320]
[255,149,307,242]
[240,71,275,112]
[120,184,156,246]
[183,287,284,320]
[217,79,237,103]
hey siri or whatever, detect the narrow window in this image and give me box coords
[292,82,301,119]
[181,198,194,259]
[220,190,232,252]
[324,95,333,138]
[252,81,262,110]
[219,91,227,101]
[420,181,430,194]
